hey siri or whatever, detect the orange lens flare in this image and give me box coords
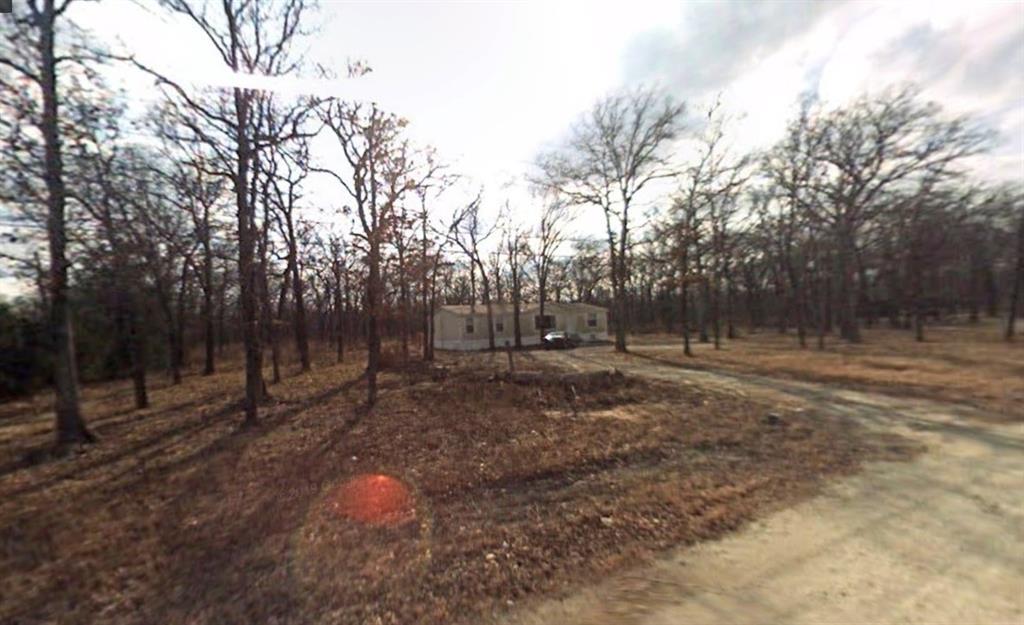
[327,474,416,527]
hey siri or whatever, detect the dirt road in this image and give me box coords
[504,345,1024,625]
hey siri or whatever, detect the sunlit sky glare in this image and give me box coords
[1,0,1022,296]
[72,0,1022,189]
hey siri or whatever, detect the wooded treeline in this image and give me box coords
[536,89,1022,355]
[1,0,1022,448]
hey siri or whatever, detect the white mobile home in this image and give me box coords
[433,302,609,351]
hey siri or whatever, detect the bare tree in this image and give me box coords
[502,211,530,348]
[0,0,99,446]
[798,86,990,342]
[567,238,606,304]
[129,150,199,388]
[317,98,431,404]
[155,136,226,377]
[672,99,744,352]
[532,198,570,342]
[417,186,448,361]
[132,0,314,425]
[328,234,350,362]
[1005,193,1023,341]
[317,100,391,405]
[763,98,821,348]
[391,193,418,362]
[448,194,498,351]
[538,86,685,351]
[267,134,312,371]
[75,139,152,409]
[882,182,978,341]
[487,247,504,304]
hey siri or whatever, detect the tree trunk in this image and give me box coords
[421,219,431,360]
[509,239,523,349]
[217,270,228,356]
[816,273,827,351]
[398,249,410,361]
[537,253,549,345]
[479,267,496,351]
[427,264,438,361]
[287,217,311,372]
[127,297,149,410]
[695,249,710,342]
[741,261,759,332]
[258,180,274,396]
[39,0,92,446]
[968,260,981,324]
[710,234,722,351]
[421,276,430,359]
[711,272,721,350]
[612,263,628,352]
[345,283,354,356]
[202,234,216,375]
[166,314,180,385]
[679,247,692,357]
[786,258,806,349]
[887,265,902,328]
[615,215,630,353]
[366,238,382,405]
[170,258,190,385]
[824,261,834,333]
[234,90,261,425]
[772,261,787,335]
[812,238,827,350]
[1007,210,1024,341]
[334,261,345,363]
[724,260,737,340]
[984,267,999,318]
[857,256,874,329]
[272,266,290,384]
[1007,275,1021,341]
[152,268,180,387]
[836,225,861,342]
[911,252,926,343]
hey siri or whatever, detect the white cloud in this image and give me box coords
[623,0,1022,183]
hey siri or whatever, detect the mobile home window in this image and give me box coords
[534,314,555,330]
[587,312,598,327]
[465,318,474,334]
[495,319,504,332]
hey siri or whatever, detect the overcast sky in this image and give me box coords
[72,0,1023,184]
[2,0,1023,296]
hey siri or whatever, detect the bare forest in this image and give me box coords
[1,2,1022,624]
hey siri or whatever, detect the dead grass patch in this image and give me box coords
[632,319,1023,419]
[0,347,909,625]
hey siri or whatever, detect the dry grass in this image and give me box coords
[0,345,910,625]
[631,318,1024,419]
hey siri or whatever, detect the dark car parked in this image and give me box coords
[542,331,577,350]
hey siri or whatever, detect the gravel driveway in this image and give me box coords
[503,344,1024,625]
